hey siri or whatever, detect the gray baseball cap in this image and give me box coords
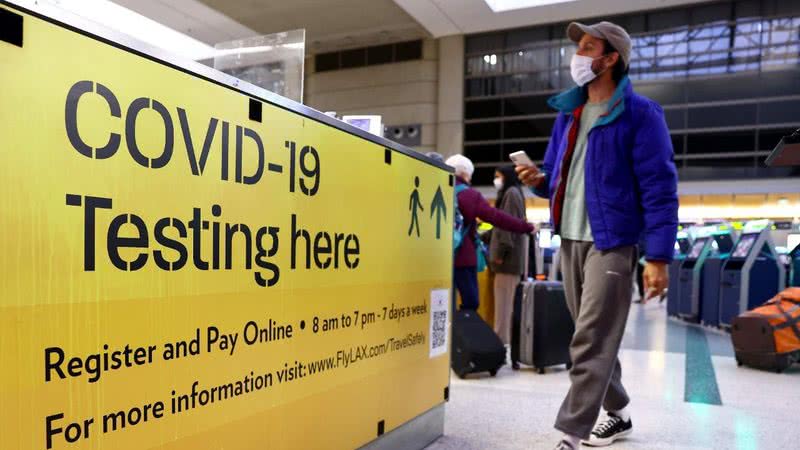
[567,21,631,70]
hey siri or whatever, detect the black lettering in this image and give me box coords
[235,126,265,185]
[125,97,174,169]
[211,205,221,270]
[45,413,64,449]
[221,122,229,181]
[314,232,332,269]
[66,194,112,271]
[334,233,346,269]
[153,218,188,271]
[345,234,360,269]
[224,223,252,270]
[187,208,209,270]
[291,214,310,269]
[107,214,149,271]
[178,108,218,176]
[65,81,121,159]
[255,226,280,287]
[44,347,66,382]
[103,410,125,433]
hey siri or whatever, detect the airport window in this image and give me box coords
[671,134,686,156]
[314,40,423,73]
[366,44,393,65]
[394,40,423,61]
[464,144,503,164]
[463,0,800,182]
[503,95,554,116]
[340,48,366,69]
[687,104,757,129]
[664,109,686,130]
[465,99,502,119]
[315,52,339,72]
[465,122,502,141]
[686,157,756,168]
[687,130,756,154]
[760,100,800,125]
[503,118,555,139]
[759,128,798,151]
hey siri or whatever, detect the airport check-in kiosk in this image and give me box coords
[700,235,735,327]
[678,227,734,323]
[719,221,785,328]
[667,231,692,317]
[788,234,800,287]
[790,243,800,287]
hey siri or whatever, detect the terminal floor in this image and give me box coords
[427,302,800,450]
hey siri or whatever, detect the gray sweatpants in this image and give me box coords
[554,240,637,439]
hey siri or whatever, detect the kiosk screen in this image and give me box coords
[733,234,757,259]
[689,240,706,259]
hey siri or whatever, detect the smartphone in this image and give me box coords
[509,150,535,167]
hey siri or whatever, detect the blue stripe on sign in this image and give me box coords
[684,326,723,405]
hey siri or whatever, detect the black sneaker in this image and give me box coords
[553,440,577,450]
[582,413,632,447]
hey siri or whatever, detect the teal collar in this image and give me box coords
[547,76,631,127]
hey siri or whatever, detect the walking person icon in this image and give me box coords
[408,176,424,237]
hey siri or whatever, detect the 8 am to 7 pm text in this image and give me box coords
[309,300,429,334]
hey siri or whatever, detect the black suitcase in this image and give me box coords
[452,310,505,378]
[511,280,574,373]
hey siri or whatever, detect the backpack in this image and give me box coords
[454,184,488,272]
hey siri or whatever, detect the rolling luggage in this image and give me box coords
[452,310,505,378]
[731,288,800,373]
[511,280,574,373]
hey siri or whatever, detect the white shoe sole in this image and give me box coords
[581,428,632,447]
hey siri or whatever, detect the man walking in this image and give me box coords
[516,22,678,449]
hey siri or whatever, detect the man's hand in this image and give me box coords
[515,165,545,188]
[643,261,668,302]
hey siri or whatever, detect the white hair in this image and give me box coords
[445,154,475,179]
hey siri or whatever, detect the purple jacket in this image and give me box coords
[455,178,534,268]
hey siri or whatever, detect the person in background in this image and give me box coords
[515,21,678,450]
[489,166,528,346]
[446,155,535,311]
[425,151,445,163]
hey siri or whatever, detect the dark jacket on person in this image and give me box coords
[489,186,528,275]
[455,178,534,268]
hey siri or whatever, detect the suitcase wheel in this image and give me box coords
[489,369,498,377]
[736,358,743,367]
[566,362,573,370]
[511,362,520,371]
[537,367,545,375]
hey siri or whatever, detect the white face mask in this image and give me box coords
[570,54,608,87]
[493,177,503,190]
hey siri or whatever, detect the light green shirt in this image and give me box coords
[560,100,608,242]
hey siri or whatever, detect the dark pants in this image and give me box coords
[454,266,479,310]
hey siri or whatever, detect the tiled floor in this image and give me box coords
[427,302,800,450]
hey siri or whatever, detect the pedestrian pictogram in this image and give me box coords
[430,186,447,240]
[408,176,424,237]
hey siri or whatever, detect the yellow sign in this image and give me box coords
[0,3,453,449]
